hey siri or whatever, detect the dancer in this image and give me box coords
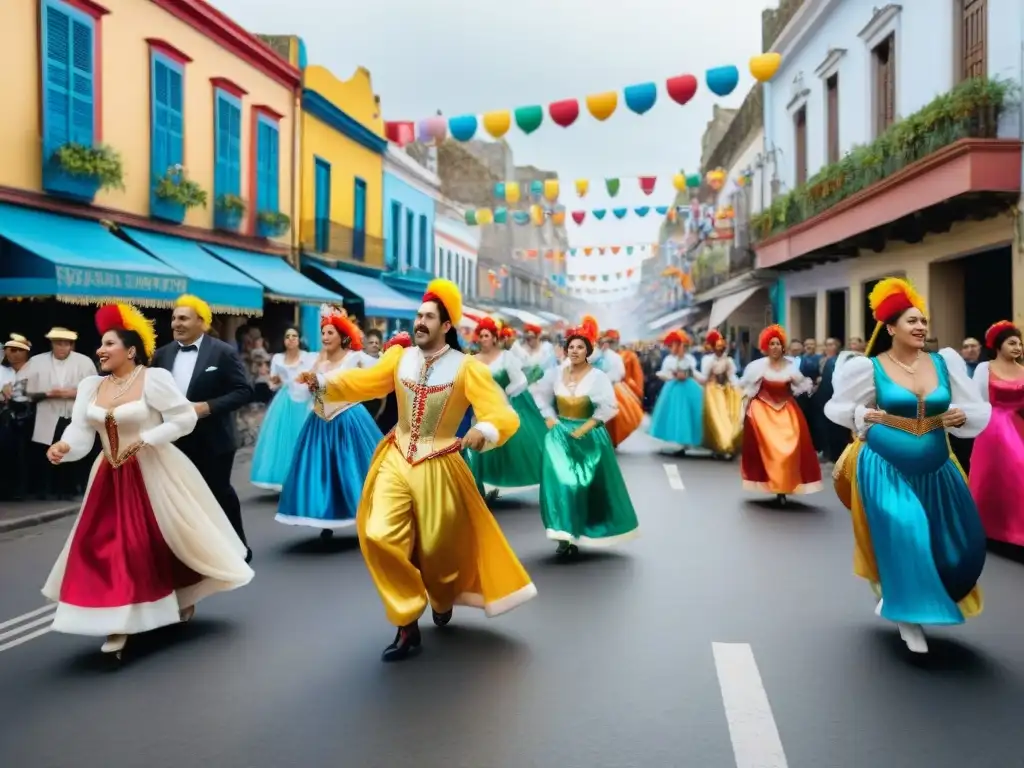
[250,328,316,491]
[612,332,645,401]
[700,329,742,458]
[648,329,704,454]
[969,320,1024,546]
[593,327,643,448]
[532,316,639,555]
[739,324,822,505]
[463,314,546,495]
[43,305,253,659]
[276,305,382,538]
[825,277,989,654]
[517,322,557,384]
[298,279,536,662]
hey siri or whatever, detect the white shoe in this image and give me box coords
[179,605,195,623]
[875,598,884,617]
[896,622,928,653]
[101,634,127,654]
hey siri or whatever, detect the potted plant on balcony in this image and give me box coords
[44,142,124,203]
[214,194,247,232]
[152,164,208,224]
[256,210,291,238]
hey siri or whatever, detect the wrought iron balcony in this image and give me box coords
[692,244,756,295]
[301,218,386,266]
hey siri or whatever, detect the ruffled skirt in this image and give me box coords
[465,391,547,490]
[606,383,644,447]
[741,396,822,494]
[648,378,704,447]
[250,391,311,491]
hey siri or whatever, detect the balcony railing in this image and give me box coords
[301,219,386,265]
[692,244,756,295]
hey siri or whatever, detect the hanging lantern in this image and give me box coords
[482,110,511,138]
[529,180,544,198]
[529,204,545,226]
[543,179,560,202]
[749,53,782,83]
[505,182,521,204]
[475,208,494,225]
[448,114,477,142]
[705,65,740,97]
[706,168,727,190]
[493,207,508,224]
[550,209,566,226]
[685,174,702,188]
[575,179,589,197]
[465,210,478,225]
[493,181,505,199]
[585,91,618,121]
[672,173,686,192]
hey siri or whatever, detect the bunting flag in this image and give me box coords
[467,204,693,226]
[488,172,702,201]
[384,53,782,144]
[512,243,661,259]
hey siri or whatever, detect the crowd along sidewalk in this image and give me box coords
[0,448,256,534]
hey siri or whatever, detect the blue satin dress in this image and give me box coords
[857,354,986,625]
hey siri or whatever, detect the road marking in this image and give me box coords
[0,604,54,632]
[0,605,55,654]
[0,626,51,654]
[712,642,788,768]
[663,463,685,490]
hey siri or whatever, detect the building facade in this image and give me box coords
[434,205,480,303]
[0,0,341,350]
[754,0,1023,348]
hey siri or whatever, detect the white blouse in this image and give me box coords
[738,357,812,399]
[478,350,528,398]
[271,351,318,402]
[585,348,626,384]
[313,351,375,420]
[700,353,739,384]
[656,353,705,383]
[531,366,619,423]
[823,347,990,439]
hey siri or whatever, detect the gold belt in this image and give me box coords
[104,442,144,469]
[876,413,944,436]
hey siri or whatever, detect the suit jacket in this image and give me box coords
[151,337,253,457]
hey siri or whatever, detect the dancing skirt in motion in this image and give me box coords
[969,371,1024,546]
[648,377,704,447]
[250,389,311,491]
[276,404,383,530]
[741,380,822,495]
[702,380,743,455]
[605,383,644,448]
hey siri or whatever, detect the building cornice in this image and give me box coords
[385,146,441,199]
[769,0,844,61]
[814,48,847,79]
[301,89,387,154]
[858,4,902,46]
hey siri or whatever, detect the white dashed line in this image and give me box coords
[663,463,685,490]
[712,642,788,768]
[0,605,55,654]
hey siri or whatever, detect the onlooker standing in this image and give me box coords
[950,336,982,473]
[1,334,35,501]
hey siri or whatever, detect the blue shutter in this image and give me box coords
[151,58,170,182]
[268,125,280,210]
[255,118,280,213]
[314,158,331,252]
[214,93,230,198]
[353,179,367,260]
[41,3,72,154]
[418,215,427,270]
[68,15,95,145]
[166,65,183,167]
[227,100,241,195]
[255,122,269,212]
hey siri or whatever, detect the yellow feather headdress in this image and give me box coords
[175,294,213,330]
[422,279,463,326]
[95,304,158,357]
[867,277,926,324]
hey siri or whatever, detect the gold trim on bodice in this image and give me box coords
[390,350,466,465]
[555,395,594,420]
[102,411,144,469]
[877,397,944,436]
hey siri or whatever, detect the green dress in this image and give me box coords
[534,367,640,546]
[464,353,548,491]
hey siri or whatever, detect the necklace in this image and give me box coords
[107,365,143,400]
[886,350,921,375]
[422,344,450,364]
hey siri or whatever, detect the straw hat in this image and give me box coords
[45,327,78,342]
[3,333,31,352]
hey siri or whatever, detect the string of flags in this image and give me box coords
[468,204,693,227]
[511,244,662,260]
[385,54,782,145]
[491,173,702,202]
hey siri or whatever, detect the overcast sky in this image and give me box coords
[214,0,767,250]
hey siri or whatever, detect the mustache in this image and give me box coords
[414,326,429,334]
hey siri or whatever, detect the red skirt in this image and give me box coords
[59,457,201,609]
[741,384,823,495]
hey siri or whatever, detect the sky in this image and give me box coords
[214,0,769,254]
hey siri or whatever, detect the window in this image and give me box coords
[793,106,808,186]
[41,0,97,155]
[405,210,414,268]
[214,89,242,200]
[255,114,280,215]
[872,34,896,136]
[391,202,403,268]
[150,54,184,187]
[418,215,428,270]
[353,178,367,260]
[960,0,987,80]
[825,74,839,164]
[446,250,453,281]
[314,157,331,252]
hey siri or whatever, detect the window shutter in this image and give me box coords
[167,66,183,166]
[227,101,242,195]
[69,17,95,145]
[152,60,170,180]
[255,122,269,212]
[215,95,231,197]
[267,125,279,211]
[42,3,72,154]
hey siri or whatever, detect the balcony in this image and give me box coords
[301,219,386,266]
[692,243,755,295]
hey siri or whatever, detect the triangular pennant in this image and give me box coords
[605,178,620,197]
[592,209,606,220]
[626,246,634,255]
[611,246,621,254]
[634,206,650,217]
[571,210,586,225]
[612,208,628,219]
[584,247,593,255]
[638,176,657,195]
[598,247,606,254]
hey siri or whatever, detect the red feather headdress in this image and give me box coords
[567,314,599,345]
[985,320,1018,350]
[94,304,157,357]
[705,329,724,349]
[523,323,543,336]
[319,304,363,351]
[383,331,411,352]
[757,324,787,353]
[663,329,689,347]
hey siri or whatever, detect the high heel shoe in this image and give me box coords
[101,634,127,659]
[179,605,195,623]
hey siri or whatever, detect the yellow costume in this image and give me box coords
[322,343,537,627]
[700,331,743,455]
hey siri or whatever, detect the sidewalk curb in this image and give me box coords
[0,504,80,534]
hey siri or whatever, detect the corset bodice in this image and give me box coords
[86,399,159,464]
[756,378,793,407]
[989,370,1024,409]
[556,395,596,420]
[492,369,511,390]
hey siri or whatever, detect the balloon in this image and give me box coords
[655,206,669,215]
[494,207,508,224]
[551,209,566,226]
[623,82,657,115]
[575,179,589,197]
[543,179,560,202]
[586,91,618,121]
[706,65,740,96]
[605,178,620,197]
[512,211,530,225]
[686,174,702,188]
[612,208,628,219]
[529,204,545,225]
[638,176,656,195]
[665,74,698,105]
[592,209,606,220]
[483,110,511,138]
[672,173,686,191]
[571,211,586,225]
[493,182,505,198]
[475,208,494,225]
[514,105,544,134]
[465,210,477,225]
[749,53,781,83]
[549,98,579,128]
[529,180,544,198]
[706,168,727,191]
[448,114,477,141]
[634,206,650,217]
[505,182,521,204]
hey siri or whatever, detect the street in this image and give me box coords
[1,434,1022,768]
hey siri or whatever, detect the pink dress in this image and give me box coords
[969,362,1024,546]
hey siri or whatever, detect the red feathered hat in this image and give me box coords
[473,316,500,339]
[567,315,599,345]
[604,329,621,341]
[985,320,1018,350]
[757,324,787,353]
[499,325,517,340]
[705,329,724,349]
[523,323,543,336]
[319,304,363,351]
[663,329,689,347]
[383,331,411,352]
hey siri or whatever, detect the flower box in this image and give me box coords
[151,196,186,224]
[42,163,101,203]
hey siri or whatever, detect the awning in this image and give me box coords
[0,204,188,307]
[306,264,418,321]
[499,307,550,327]
[708,286,762,329]
[649,306,702,331]
[203,244,341,305]
[120,227,264,316]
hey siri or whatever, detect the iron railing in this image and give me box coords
[301,219,386,265]
[692,245,756,295]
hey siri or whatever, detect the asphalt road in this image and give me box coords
[1,434,1023,768]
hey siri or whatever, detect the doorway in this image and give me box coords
[790,295,815,340]
[963,246,1011,342]
[826,288,847,343]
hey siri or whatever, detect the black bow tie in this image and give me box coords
[179,344,198,353]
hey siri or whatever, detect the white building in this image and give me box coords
[434,205,480,302]
[757,0,1023,347]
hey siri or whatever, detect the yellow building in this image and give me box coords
[0,0,341,339]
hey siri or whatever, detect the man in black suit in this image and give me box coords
[152,295,254,562]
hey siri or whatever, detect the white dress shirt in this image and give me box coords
[171,334,205,395]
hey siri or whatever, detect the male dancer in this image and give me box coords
[300,279,536,662]
[152,294,254,562]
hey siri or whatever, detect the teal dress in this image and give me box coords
[463,353,547,491]
[533,367,639,546]
[827,350,989,625]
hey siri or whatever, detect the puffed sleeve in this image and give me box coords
[462,355,519,451]
[739,357,769,399]
[685,353,706,384]
[322,344,400,403]
[60,376,102,462]
[531,366,558,421]
[727,357,740,384]
[268,353,286,390]
[588,369,620,422]
[972,361,991,403]
[502,351,529,398]
[139,367,199,446]
[788,360,814,397]
[938,348,991,438]
[656,355,675,381]
[699,354,713,379]
[824,355,876,434]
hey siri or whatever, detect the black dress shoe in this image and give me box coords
[432,608,453,627]
[381,623,421,662]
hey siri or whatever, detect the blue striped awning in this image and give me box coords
[203,244,342,305]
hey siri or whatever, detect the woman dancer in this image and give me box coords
[275,305,382,538]
[612,332,645,402]
[969,320,1024,546]
[739,325,822,505]
[592,326,644,448]
[825,278,989,654]
[700,329,742,459]
[463,315,546,496]
[43,304,253,659]
[518,323,557,384]
[649,329,704,454]
[250,328,316,491]
[532,316,639,556]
